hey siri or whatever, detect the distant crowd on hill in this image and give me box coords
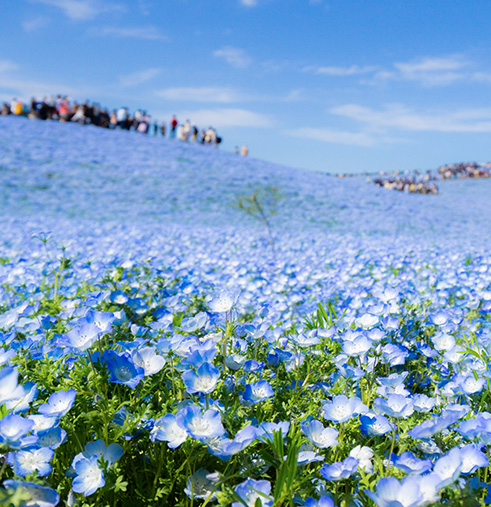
[336,162,490,195]
[1,95,247,155]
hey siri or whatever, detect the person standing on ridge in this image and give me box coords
[170,115,178,138]
[241,144,248,156]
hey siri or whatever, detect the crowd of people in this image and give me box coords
[0,95,251,152]
[437,162,491,180]
[373,175,439,194]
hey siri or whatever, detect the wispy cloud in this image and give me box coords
[87,25,167,41]
[315,65,376,76]
[0,60,18,74]
[331,103,491,133]
[119,68,162,87]
[171,108,274,128]
[213,47,251,69]
[155,87,246,103]
[22,16,50,32]
[288,127,376,147]
[376,55,469,86]
[29,0,124,21]
[240,0,258,6]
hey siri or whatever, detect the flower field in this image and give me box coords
[1,117,491,506]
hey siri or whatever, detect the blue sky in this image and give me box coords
[2,0,491,173]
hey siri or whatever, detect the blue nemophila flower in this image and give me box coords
[7,447,54,476]
[179,405,225,441]
[243,359,265,373]
[3,479,59,507]
[4,382,38,414]
[105,351,145,389]
[184,468,218,500]
[366,475,439,507]
[233,478,273,507]
[319,457,359,481]
[224,353,246,370]
[359,414,394,436]
[28,414,59,433]
[304,496,334,507]
[83,440,123,467]
[181,347,217,369]
[61,323,101,351]
[222,425,258,455]
[322,395,368,424]
[0,414,34,447]
[392,451,432,475]
[412,393,436,413]
[258,421,290,441]
[297,448,324,466]
[373,394,414,418]
[182,362,220,395]
[0,366,24,403]
[432,447,463,487]
[150,413,188,448]
[37,426,67,449]
[242,380,274,405]
[208,289,238,313]
[459,444,489,475]
[38,388,76,418]
[72,454,105,497]
[301,417,338,449]
[291,332,321,347]
[131,347,166,376]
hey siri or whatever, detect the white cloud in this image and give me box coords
[87,26,167,41]
[29,0,124,21]
[0,60,18,74]
[155,87,246,103]
[315,65,376,76]
[119,68,162,87]
[22,16,50,32]
[288,127,376,147]
[374,55,469,86]
[169,108,273,128]
[240,0,258,6]
[331,103,491,133]
[213,47,251,69]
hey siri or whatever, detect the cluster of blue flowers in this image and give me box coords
[0,116,490,505]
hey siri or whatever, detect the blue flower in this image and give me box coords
[182,362,220,395]
[131,347,166,376]
[301,418,338,449]
[38,388,77,418]
[184,468,218,500]
[0,414,34,447]
[3,480,59,507]
[366,476,427,507]
[393,451,432,474]
[242,380,274,405]
[304,496,334,507]
[37,426,67,449]
[319,457,359,481]
[105,351,145,389]
[7,447,54,477]
[373,394,414,418]
[322,395,368,424]
[61,323,101,351]
[0,366,24,403]
[233,478,273,507]
[83,439,123,467]
[4,382,38,413]
[179,405,226,441]
[72,454,105,497]
[150,413,188,448]
[222,425,258,455]
[359,414,394,436]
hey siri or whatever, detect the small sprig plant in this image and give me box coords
[236,185,280,260]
